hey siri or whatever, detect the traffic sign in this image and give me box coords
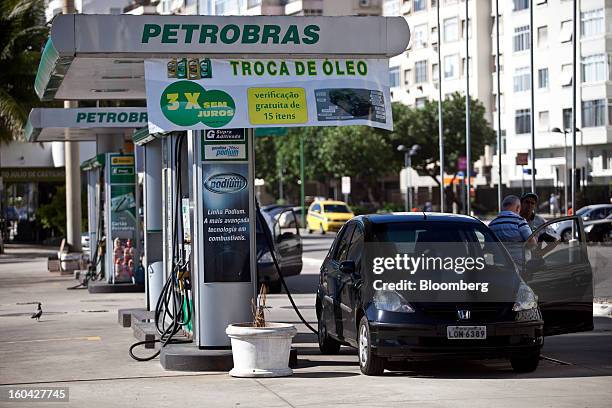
[341,176,351,195]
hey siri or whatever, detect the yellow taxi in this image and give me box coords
[306,200,354,234]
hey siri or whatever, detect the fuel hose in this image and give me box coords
[255,202,317,335]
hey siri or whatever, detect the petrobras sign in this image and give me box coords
[141,22,320,46]
[204,173,248,194]
[28,108,148,129]
[144,58,393,132]
[61,15,409,58]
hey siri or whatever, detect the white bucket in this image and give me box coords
[226,323,297,378]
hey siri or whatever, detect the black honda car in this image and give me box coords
[316,213,593,375]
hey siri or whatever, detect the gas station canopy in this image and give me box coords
[35,14,410,101]
[25,107,148,142]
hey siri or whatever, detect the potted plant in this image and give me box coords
[226,285,297,378]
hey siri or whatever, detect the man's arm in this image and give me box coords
[518,222,537,247]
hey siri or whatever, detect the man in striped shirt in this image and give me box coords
[489,195,537,268]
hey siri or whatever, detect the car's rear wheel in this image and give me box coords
[318,316,341,354]
[510,351,541,373]
[358,316,385,375]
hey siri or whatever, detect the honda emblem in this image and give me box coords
[457,309,471,320]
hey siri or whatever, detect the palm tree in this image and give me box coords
[0,0,48,143]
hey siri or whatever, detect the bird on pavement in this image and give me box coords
[31,303,42,321]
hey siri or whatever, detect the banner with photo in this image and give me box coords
[144,58,392,132]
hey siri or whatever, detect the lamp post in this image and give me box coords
[552,127,581,215]
[398,144,421,211]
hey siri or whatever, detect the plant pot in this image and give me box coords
[226,322,297,378]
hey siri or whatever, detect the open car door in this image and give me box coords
[522,216,593,336]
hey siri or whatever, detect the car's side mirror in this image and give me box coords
[339,260,356,274]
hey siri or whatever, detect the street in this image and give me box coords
[1,237,611,408]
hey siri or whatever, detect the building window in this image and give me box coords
[560,20,573,43]
[303,9,323,16]
[404,69,411,85]
[415,97,427,108]
[513,0,529,11]
[415,60,428,83]
[413,0,426,12]
[582,99,606,128]
[444,17,458,43]
[581,8,604,38]
[538,111,549,131]
[431,26,438,44]
[515,109,531,134]
[538,68,549,89]
[582,54,608,83]
[432,63,439,82]
[513,67,531,92]
[513,25,530,52]
[389,66,400,87]
[537,26,547,47]
[561,64,573,87]
[383,0,401,16]
[562,108,573,130]
[444,54,459,79]
[413,24,428,49]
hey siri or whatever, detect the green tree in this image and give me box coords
[392,93,495,207]
[255,127,327,201]
[0,0,48,143]
[318,125,398,205]
[254,94,494,206]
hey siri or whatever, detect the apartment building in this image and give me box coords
[493,0,612,190]
[384,0,612,189]
[45,0,132,20]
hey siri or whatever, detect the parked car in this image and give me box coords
[306,200,354,234]
[585,214,612,243]
[257,206,303,293]
[552,204,612,241]
[316,213,593,375]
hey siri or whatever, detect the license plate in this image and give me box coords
[446,326,487,340]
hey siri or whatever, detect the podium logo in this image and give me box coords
[204,173,247,194]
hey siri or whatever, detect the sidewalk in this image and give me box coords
[1,247,611,408]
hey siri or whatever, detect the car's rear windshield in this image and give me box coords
[323,204,350,213]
